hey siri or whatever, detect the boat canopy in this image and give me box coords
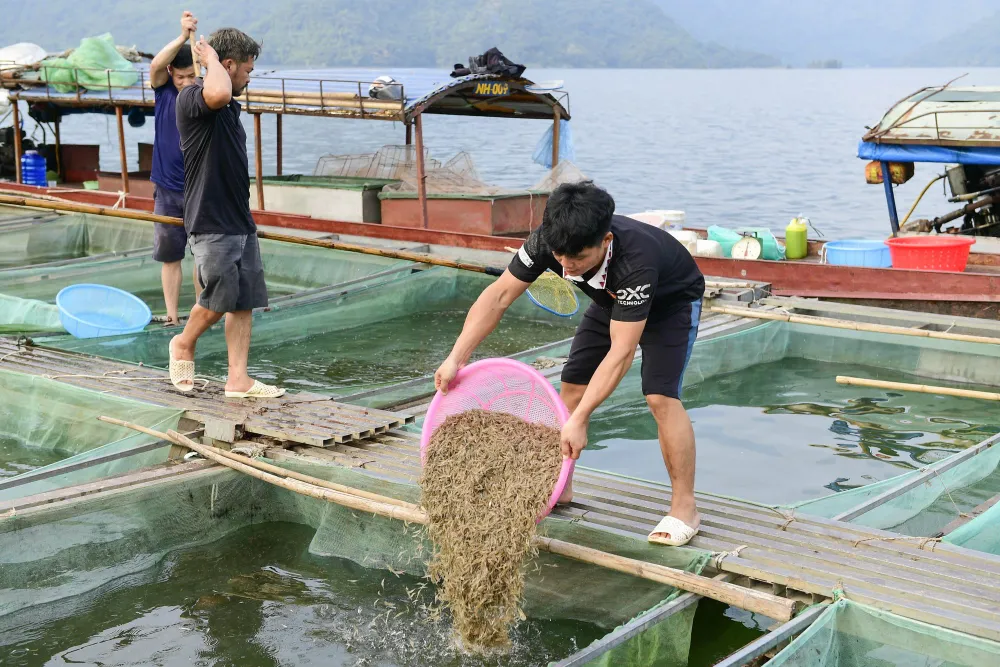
[861,86,1000,149]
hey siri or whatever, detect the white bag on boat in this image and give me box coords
[0,43,48,72]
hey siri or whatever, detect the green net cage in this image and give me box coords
[766,599,1000,667]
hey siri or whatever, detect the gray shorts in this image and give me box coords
[190,233,268,313]
[152,186,188,263]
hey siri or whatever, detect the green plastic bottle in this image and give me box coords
[785,216,809,260]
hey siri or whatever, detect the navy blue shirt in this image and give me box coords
[150,81,185,193]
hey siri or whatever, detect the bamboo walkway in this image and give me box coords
[6,300,1000,642]
[0,337,412,445]
[270,428,1000,643]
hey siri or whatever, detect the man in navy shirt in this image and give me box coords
[435,183,705,546]
[149,10,201,325]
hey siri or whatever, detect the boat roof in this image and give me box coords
[857,85,1000,165]
[6,64,570,122]
[862,85,1000,148]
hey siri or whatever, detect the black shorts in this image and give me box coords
[152,185,188,263]
[561,299,703,399]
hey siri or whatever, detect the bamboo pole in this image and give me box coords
[405,121,412,145]
[115,106,129,194]
[100,417,798,621]
[189,35,201,78]
[253,112,264,210]
[836,376,1000,401]
[237,92,402,111]
[709,305,1000,346]
[0,193,509,276]
[12,100,22,184]
[246,88,378,102]
[414,113,429,229]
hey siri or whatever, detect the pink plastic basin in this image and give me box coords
[420,358,573,520]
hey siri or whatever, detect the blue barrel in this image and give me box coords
[21,150,48,187]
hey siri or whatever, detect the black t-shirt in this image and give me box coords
[175,82,255,235]
[508,215,705,322]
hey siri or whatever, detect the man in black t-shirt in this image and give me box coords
[435,183,705,546]
[167,28,283,400]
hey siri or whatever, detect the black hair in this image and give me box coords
[540,182,615,256]
[170,44,193,69]
[209,28,262,64]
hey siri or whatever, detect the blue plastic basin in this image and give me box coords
[823,240,892,268]
[56,284,152,339]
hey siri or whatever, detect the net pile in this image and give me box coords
[421,410,562,650]
[38,34,138,93]
[315,144,590,197]
[314,145,440,180]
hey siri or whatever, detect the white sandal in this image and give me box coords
[225,380,286,399]
[648,515,699,547]
[168,338,195,393]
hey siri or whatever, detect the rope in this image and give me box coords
[851,535,942,551]
[762,505,799,530]
[0,336,31,363]
[930,465,972,522]
[713,544,749,568]
[112,190,127,210]
[42,369,211,390]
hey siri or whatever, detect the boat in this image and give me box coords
[5,63,1000,318]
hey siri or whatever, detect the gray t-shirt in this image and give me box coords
[175,81,256,235]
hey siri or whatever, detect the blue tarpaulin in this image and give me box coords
[858,141,1000,166]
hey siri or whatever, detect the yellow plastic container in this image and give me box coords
[785,217,809,260]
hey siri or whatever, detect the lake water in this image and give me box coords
[42,67,1000,238]
[584,358,1000,505]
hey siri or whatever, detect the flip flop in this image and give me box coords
[168,338,195,393]
[648,515,699,547]
[225,380,286,399]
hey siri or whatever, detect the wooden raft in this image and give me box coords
[268,430,1000,643]
[0,337,412,446]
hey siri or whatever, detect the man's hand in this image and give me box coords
[180,11,198,38]
[193,36,218,64]
[560,414,589,460]
[434,357,463,394]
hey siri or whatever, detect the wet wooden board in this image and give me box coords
[0,337,413,446]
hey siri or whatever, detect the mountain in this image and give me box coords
[905,10,1000,66]
[658,0,997,67]
[0,0,778,69]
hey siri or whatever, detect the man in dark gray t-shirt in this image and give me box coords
[168,27,284,400]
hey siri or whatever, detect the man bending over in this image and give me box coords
[435,183,705,545]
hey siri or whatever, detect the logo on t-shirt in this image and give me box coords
[517,245,534,268]
[616,284,650,306]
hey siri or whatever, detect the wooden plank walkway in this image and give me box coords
[268,427,1000,643]
[0,337,413,446]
